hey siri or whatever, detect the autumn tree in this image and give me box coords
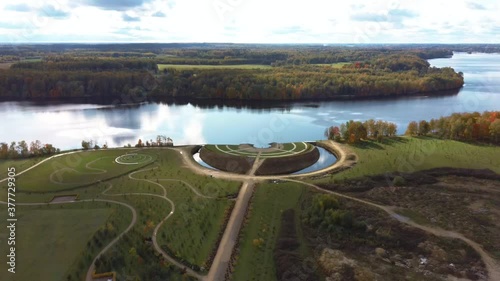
[29,140,42,156]
[406,121,418,136]
[0,143,8,159]
[418,120,430,135]
[325,126,341,141]
[17,141,29,158]
[490,119,500,143]
[136,139,143,147]
[387,123,397,137]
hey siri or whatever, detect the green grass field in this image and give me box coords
[157,183,233,270]
[82,149,240,273]
[232,182,306,281]
[313,62,350,68]
[13,149,155,192]
[158,64,272,70]
[0,206,112,281]
[204,142,314,158]
[0,157,46,178]
[0,147,240,279]
[319,137,500,183]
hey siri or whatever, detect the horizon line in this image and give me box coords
[1,42,500,45]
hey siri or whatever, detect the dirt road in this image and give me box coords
[205,181,255,281]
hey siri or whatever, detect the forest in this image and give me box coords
[0,44,473,101]
[154,55,463,100]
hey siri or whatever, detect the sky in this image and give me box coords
[0,0,499,43]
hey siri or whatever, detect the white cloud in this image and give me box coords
[0,0,498,43]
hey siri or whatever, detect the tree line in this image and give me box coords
[405,111,500,143]
[160,47,453,66]
[11,58,158,72]
[0,69,154,99]
[325,119,398,143]
[134,136,173,147]
[0,52,463,101]
[0,140,59,159]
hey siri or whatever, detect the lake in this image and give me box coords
[1,52,499,150]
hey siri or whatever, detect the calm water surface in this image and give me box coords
[1,52,499,150]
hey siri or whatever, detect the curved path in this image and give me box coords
[115,153,153,165]
[180,140,353,181]
[0,155,210,281]
[174,142,500,281]
[0,150,82,184]
[0,197,137,281]
[84,199,137,281]
[2,144,499,281]
[49,157,109,185]
[290,179,500,281]
[109,168,209,280]
[49,168,95,185]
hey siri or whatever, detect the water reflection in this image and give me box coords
[293,147,337,175]
[1,53,500,150]
[193,151,217,170]
[192,146,338,175]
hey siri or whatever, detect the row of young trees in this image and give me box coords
[135,136,173,147]
[0,140,59,159]
[81,140,108,150]
[405,111,500,143]
[325,119,398,143]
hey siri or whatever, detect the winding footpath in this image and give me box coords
[0,150,82,184]
[1,142,500,281]
[176,142,500,281]
[107,167,208,280]
[291,180,500,281]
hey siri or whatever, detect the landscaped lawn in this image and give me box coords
[318,137,500,183]
[204,142,313,158]
[156,182,233,270]
[0,206,112,281]
[76,148,241,274]
[0,157,47,179]
[13,149,156,192]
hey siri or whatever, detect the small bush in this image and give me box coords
[392,176,406,186]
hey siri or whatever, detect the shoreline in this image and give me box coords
[0,87,462,105]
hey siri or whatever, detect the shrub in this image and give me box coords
[392,176,406,186]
